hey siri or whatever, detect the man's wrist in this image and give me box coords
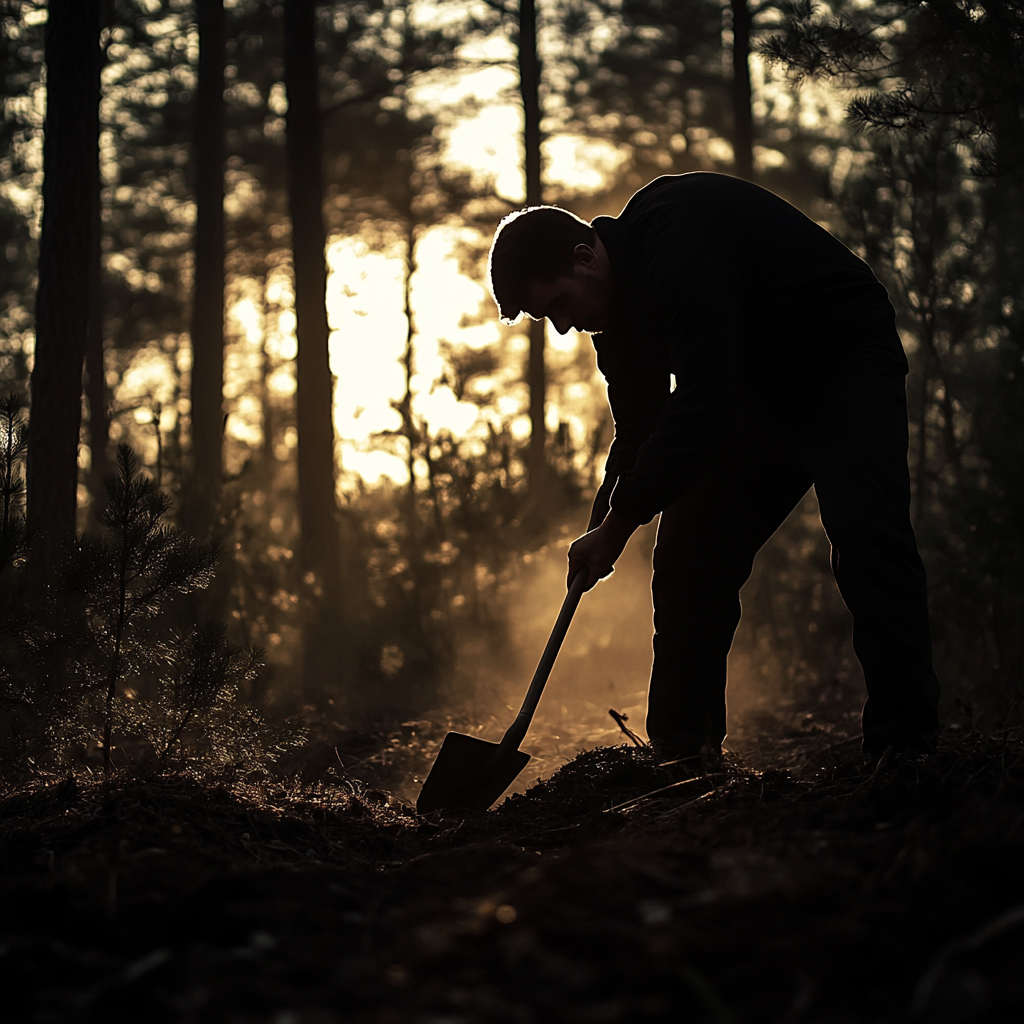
[604,509,639,540]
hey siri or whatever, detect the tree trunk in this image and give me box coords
[401,219,418,523]
[913,346,929,526]
[729,0,754,179]
[187,0,226,531]
[86,28,109,516]
[259,272,275,471]
[284,0,344,704]
[27,0,100,576]
[85,241,109,506]
[519,0,546,489]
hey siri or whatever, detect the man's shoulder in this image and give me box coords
[593,173,741,256]
[620,172,752,217]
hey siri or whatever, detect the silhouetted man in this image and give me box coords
[488,172,940,761]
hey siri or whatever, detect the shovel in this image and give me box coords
[417,569,589,814]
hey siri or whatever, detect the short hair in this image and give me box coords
[488,206,596,324]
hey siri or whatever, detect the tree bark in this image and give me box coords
[187,0,226,530]
[284,0,344,704]
[519,0,546,489]
[730,0,754,179]
[86,27,109,515]
[27,0,100,576]
[85,223,109,506]
[401,219,418,522]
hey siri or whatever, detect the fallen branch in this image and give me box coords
[605,774,723,814]
[608,708,647,748]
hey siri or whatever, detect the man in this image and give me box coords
[488,172,940,761]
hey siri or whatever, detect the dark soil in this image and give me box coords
[2,731,1024,1024]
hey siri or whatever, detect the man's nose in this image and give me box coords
[550,315,572,335]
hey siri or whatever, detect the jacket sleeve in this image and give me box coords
[606,200,747,525]
[587,327,670,531]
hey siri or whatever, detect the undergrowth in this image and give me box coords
[0,406,293,780]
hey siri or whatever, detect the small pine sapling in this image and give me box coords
[143,620,274,772]
[61,445,220,771]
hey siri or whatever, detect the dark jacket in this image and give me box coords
[590,172,907,527]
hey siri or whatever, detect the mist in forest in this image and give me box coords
[474,486,860,776]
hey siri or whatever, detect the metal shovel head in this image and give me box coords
[416,731,531,814]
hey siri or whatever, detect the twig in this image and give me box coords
[649,787,724,824]
[608,708,647,748]
[605,774,723,814]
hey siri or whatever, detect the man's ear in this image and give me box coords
[572,243,598,268]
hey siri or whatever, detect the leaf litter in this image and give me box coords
[2,720,1024,1023]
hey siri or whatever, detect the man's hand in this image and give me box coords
[567,510,638,591]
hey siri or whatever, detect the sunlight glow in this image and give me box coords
[95,11,850,498]
[325,229,497,486]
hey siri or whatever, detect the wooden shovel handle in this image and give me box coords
[499,568,589,753]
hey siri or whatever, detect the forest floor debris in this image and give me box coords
[2,723,1024,1024]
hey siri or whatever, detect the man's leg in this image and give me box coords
[647,443,812,755]
[801,376,940,756]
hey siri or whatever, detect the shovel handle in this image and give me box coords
[499,568,589,753]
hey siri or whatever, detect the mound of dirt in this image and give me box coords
[2,736,1024,1023]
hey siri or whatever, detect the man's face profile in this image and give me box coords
[522,242,612,335]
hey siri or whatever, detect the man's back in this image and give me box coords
[593,172,907,380]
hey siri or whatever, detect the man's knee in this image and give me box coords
[653,522,756,602]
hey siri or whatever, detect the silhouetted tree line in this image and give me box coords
[763,0,1024,714]
[0,0,1020,775]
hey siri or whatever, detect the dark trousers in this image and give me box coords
[646,375,940,756]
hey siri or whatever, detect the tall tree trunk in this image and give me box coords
[85,240,109,506]
[913,346,929,526]
[86,29,109,516]
[283,0,344,704]
[730,0,754,179]
[27,0,100,577]
[258,271,275,471]
[519,0,546,490]
[401,219,418,524]
[187,0,226,531]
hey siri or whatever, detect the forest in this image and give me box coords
[1,1,1023,1021]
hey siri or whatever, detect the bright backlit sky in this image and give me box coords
[92,7,845,492]
[219,48,625,490]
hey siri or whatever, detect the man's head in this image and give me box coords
[488,206,613,335]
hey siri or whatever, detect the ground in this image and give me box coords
[2,712,1023,1024]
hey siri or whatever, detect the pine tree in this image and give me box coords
[282,0,345,706]
[146,620,265,770]
[27,0,101,579]
[62,445,220,771]
[187,0,227,529]
[764,0,1024,699]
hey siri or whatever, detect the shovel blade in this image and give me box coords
[416,731,531,814]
